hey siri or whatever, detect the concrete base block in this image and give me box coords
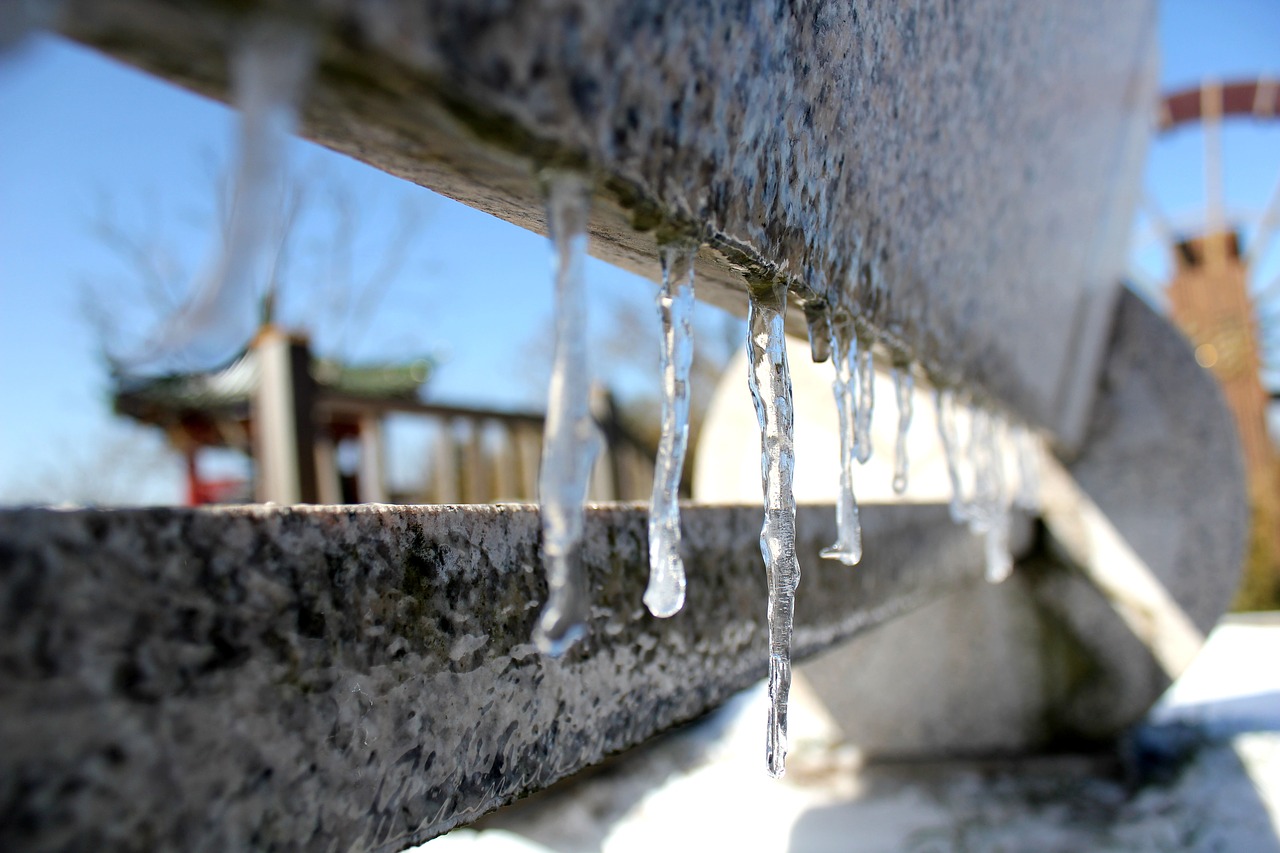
[794,290,1247,757]
[695,290,1247,757]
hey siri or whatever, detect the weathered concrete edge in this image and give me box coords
[56,2,792,342]
[0,502,998,851]
[56,0,1156,445]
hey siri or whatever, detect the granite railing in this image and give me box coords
[0,2,1248,850]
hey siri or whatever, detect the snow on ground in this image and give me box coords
[418,614,1280,852]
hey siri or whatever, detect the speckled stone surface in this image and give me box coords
[62,0,1155,447]
[0,502,987,851]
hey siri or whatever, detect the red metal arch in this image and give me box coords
[1158,79,1280,133]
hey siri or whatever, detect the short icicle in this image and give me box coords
[821,317,862,565]
[644,244,697,618]
[934,388,969,524]
[534,171,602,656]
[745,281,802,778]
[891,365,914,495]
[984,416,1013,583]
[970,408,1012,584]
[804,301,833,364]
[853,338,875,464]
[966,402,994,531]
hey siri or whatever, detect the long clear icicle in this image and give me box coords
[644,245,697,618]
[891,365,914,495]
[821,318,862,565]
[746,282,801,778]
[534,172,602,656]
[853,341,875,464]
[130,23,313,371]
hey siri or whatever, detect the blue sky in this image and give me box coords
[1,1,1278,504]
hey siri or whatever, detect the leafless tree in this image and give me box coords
[80,161,431,373]
[0,420,183,507]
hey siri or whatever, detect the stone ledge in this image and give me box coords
[0,502,991,851]
[59,0,1155,447]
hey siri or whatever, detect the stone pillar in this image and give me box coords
[431,420,461,504]
[490,421,520,502]
[251,329,318,504]
[314,430,343,505]
[513,423,543,502]
[462,418,487,503]
[357,415,387,503]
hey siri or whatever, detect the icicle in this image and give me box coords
[1013,425,1041,511]
[804,301,832,364]
[644,244,697,618]
[853,339,875,464]
[984,513,1013,583]
[821,317,862,565]
[934,388,968,524]
[534,171,602,656]
[131,22,313,371]
[964,409,990,521]
[891,365,914,495]
[966,403,994,531]
[983,415,1013,583]
[745,281,801,778]
[968,409,1012,584]
[936,389,1014,581]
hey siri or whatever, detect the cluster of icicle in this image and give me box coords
[534,175,1043,780]
[810,306,1040,587]
[933,389,1042,583]
[531,175,802,778]
[533,173,699,656]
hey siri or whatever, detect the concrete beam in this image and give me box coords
[0,502,1006,851]
[58,0,1156,449]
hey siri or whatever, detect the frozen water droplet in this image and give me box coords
[746,282,800,778]
[854,338,875,464]
[821,316,861,565]
[534,171,601,656]
[129,23,313,372]
[645,244,697,618]
[891,365,914,495]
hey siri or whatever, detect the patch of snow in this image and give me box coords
[421,615,1280,852]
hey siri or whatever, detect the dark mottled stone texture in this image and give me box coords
[0,503,990,850]
[61,0,1155,447]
